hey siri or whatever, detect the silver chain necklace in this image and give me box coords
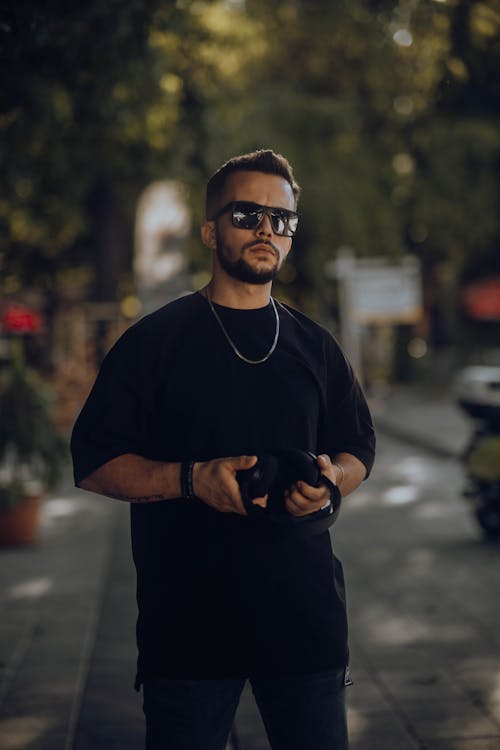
[204,288,280,365]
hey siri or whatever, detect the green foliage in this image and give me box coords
[411,117,500,268]
[1,0,500,307]
[0,351,67,508]
[0,481,27,511]
[1,0,172,292]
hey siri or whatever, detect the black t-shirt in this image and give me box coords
[71,292,375,681]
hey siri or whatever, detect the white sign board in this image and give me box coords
[325,251,423,381]
[349,261,422,324]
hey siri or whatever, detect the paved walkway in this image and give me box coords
[0,386,496,750]
[370,384,472,458]
[0,484,140,750]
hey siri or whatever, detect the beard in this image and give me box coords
[215,230,280,285]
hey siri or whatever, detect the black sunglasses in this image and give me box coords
[213,201,299,237]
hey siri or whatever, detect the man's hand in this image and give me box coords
[193,455,268,515]
[284,454,338,517]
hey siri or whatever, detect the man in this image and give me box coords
[71,149,375,750]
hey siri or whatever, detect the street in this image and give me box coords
[343,433,500,749]
[234,433,500,750]
[1,431,500,750]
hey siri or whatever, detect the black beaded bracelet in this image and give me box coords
[180,460,196,500]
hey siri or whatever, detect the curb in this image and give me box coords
[374,417,463,460]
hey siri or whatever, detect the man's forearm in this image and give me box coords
[77,450,367,506]
[78,454,182,503]
[332,452,367,497]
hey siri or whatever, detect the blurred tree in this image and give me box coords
[1,1,159,300]
[0,0,229,301]
[409,0,500,283]
[1,0,499,331]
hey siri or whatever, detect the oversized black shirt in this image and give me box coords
[71,292,375,681]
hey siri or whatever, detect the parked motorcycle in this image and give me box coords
[454,366,500,539]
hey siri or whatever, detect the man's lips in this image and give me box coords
[245,241,279,258]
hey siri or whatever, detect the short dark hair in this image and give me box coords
[206,149,301,219]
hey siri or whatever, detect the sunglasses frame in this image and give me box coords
[212,201,299,237]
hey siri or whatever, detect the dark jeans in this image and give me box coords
[142,667,350,750]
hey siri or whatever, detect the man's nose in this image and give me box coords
[256,213,274,237]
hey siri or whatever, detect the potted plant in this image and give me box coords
[0,305,67,545]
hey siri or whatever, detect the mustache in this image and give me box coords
[243,239,280,257]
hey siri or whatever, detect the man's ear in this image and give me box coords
[201,221,216,250]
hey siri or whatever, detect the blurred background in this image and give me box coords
[2,0,500,428]
[2,2,500,749]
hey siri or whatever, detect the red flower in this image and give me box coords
[1,305,42,334]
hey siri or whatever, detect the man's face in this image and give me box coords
[207,171,296,285]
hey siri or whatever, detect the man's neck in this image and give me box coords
[205,277,272,310]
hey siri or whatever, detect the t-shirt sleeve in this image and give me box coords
[70,325,153,485]
[320,335,376,477]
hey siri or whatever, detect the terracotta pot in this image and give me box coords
[0,495,42,546]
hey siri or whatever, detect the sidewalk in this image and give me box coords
[232,386,479,750]
[0,386,490,750]
[369,384,472,458]
[0,483,142,750]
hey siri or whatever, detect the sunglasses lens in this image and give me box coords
[233,204,261,229]
[270,210,298,237]
[287,214,299,235]
[231,203,298,236]
[271,214,285,235]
